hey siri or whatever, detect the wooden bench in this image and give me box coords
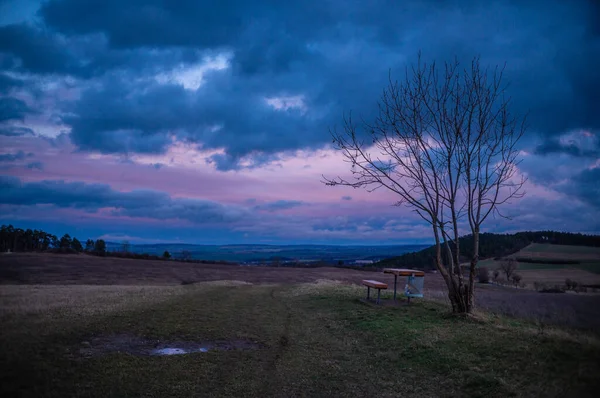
[362,280,388,304]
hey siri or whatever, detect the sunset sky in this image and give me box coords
[1,0,599,244]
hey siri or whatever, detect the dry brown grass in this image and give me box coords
[0,252,382,285]
[0,285,186,325]
[2,253,600,331]
[519,268,600,285]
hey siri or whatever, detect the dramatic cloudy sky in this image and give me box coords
[0,0,599,244]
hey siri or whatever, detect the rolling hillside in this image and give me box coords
[376,231,600,270]
[479,243,600,274]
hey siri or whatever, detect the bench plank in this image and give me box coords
[362,279,388,289]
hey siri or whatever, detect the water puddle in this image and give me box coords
[151,347,209,356]
[73,334,263,358]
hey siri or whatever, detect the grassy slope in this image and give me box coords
[520,244,600,257]
[481,243,600,280]
[377,232,600,271]
[1,282,599,397]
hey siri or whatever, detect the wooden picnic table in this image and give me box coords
[383,268,425,301]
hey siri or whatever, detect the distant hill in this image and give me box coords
[375,231,600,270]
[104,242,429,263]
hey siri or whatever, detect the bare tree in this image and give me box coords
[323,55,526,313]
[500,258,518,281]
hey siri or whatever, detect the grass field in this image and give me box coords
[1,281,600,397]
[518,244,600,259]
[511,244,600,273]
[478,244,600,290]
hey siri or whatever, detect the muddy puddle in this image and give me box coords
[74,334,263,358]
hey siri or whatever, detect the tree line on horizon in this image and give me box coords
[0,224,242,264]
[375,231,600,270]
[0,224,108,255]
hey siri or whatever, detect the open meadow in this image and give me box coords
[478,243,600,287]
[1,253,600,397]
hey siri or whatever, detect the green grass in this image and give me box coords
[520,244,600,256]
[515,262,600,273]
[477,243,600,274]
[1,282,599,397]
[479,258,600,275]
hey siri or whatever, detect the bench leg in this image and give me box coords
[366,286,370,301]
[393,275,397,301]
[377,288,381,304]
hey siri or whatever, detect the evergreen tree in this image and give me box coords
[85,239,95,252]
[94,239,106,255]
[71,238,83,252]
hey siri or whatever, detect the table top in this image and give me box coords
[383,268,425,277]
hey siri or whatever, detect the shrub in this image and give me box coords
[511,273,522,285]
[565,279,580,290]
[477,267,490,283]
[575,286,588,293]
[492,269,500,281]
[500,258,518,280]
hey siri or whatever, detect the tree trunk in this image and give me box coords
[446,280,469,313]
[467,229,480,312]
[433,225,472,314]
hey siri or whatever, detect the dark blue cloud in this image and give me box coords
[0,72,23,93]
[25,161,43,170]
[501,196,600,233]
[0,0,598,174]
[560,168,600,209]
[0,176,250,224]
[64,79,190,154]
[0,97,31,122]
[0,126,34,136]
[207,152,282,171]
[64,69,316,164]
[40,0,337,50]
[341,196,352,201]
[0,150,33,162]
[40,0,250,49]
[0,22,221,78]
[535,134,600,158]
[254,200,305,212]
[0,23,79,75]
